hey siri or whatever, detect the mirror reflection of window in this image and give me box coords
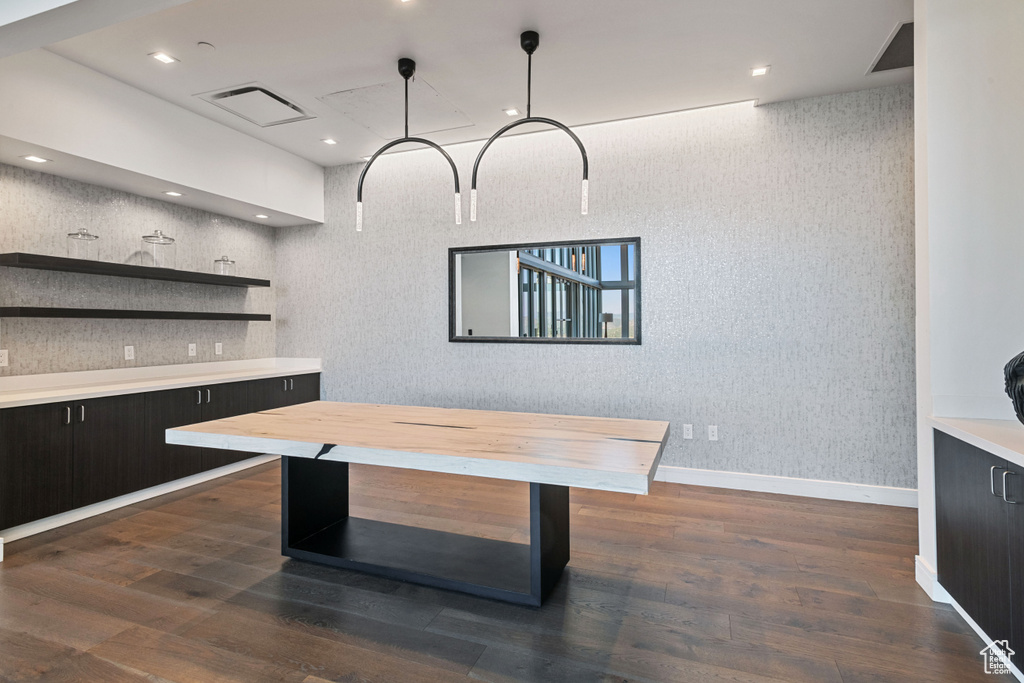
[452,238,639,343]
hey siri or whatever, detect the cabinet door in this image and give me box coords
[1008,465,1024,662]
[935,430,1013,645]
[250,377,289,411]
[287,373,321,405]
[201,381,256,470]
[143,387,204,488]
[0,403,73,529]
[72,394,146,508]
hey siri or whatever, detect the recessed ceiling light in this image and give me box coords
[322,138,338,145]
[362,156,372,161]
[751,66,770,77]
[254,214,269,219]
[22,155,49,163]
[163,191,183,197]
[503,108,520,117]
[150,52,179,64]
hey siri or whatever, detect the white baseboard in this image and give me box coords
[654,465,918,508]
[915,555,951,603]
[0,455,280,560]
[944,585,1023,681]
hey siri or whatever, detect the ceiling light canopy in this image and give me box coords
[355,58,461,231]
[471,31,589,222]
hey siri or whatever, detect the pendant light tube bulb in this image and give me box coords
[470,189,478,222]
[455,193,462,225]
[581,179,589,215]
[356,201,363,232]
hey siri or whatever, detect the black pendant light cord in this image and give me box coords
[526,52,532,118]
[356,58,461,230]
[470,30,589,221]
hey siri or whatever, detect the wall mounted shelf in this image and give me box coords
[0,253,271,288]
[0,307,271,322]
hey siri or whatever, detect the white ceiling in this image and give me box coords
[45,0,914,167]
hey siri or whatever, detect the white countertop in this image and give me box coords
[0,358,321,409]
[931,416,1024,470]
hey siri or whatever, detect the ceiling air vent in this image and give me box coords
[870,22,913,73]
[196,84,315,127]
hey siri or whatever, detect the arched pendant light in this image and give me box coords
[356,58,461,231]
[470,31,589,222]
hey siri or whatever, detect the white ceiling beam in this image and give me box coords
[0,0,192,60]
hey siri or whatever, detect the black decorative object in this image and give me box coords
[355,58,461,231]
[470,30,589,221]
[1004,350,1024,424]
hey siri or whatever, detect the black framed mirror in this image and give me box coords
[449,237,641,344]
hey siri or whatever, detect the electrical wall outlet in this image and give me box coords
[215,342,223,355]
[124,345,135,361]
[0,350,8,367]
[188,343,197,357]
[682,424,693,440]
[708,425,719,441]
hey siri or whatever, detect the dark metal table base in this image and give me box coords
[281,457,570,606]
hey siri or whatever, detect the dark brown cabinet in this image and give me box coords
[0,372,320,531]
[935,429,1023,656]
[72,394,146,508]
[1009,469,1024,661]
[0,402,73,529]
[250,374,321,411]
[200,381,256,471]
[143,387,204,488]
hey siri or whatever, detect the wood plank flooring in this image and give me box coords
[0,461,1009,682]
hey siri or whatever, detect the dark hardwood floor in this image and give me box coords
[0,462,1009,682]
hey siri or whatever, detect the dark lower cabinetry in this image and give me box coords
[250,373,321,410]
[0,372,320,531]
[935,429,1023,659]
[200,381,257,471]
[0,403,73,529]
[73,394,146,508]
[144,387,204,488]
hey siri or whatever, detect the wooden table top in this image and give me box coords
[167,401,670,494]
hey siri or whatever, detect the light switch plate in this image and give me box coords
[215,342,223,355]
[124,345,135,361]
[0,350,8,367]
[188,343,197,357]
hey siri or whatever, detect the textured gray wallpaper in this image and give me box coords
[0,164,276,375]
[276,85,915,487]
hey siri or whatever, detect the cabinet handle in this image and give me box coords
[1004,471,1018,504]
[991,465,1006,496]
[206,389,211,404]
[79,405,85,423]
[283,379,288,392]
[197,389,203,405]
[64,406,71,425]
[289,378,294,391]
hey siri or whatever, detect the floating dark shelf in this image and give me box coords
[0,253,271,288]
[0,307,271,322]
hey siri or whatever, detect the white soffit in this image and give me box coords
[0,134,314,227]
